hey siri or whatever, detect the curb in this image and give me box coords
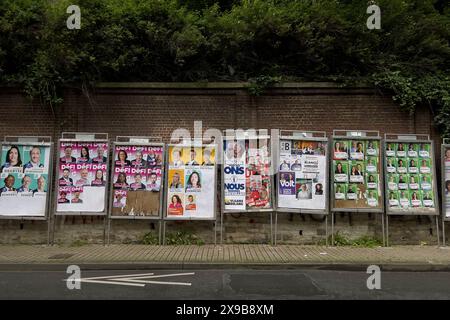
[0,262,449,272]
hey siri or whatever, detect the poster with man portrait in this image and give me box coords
[277,139,327,211]
[385,140,437,214]
[56,140,109,213]
[0,143,52,217]
[332,138,383,210]
[111,144,164,218]
[223,137,272,211]
[166,144,216,219]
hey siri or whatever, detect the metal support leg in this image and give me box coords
[443,221,446,247]
[386,215,390,247]
[220,211,224,245]
[381,213,385,247]
[162,220,166,245]
[103,216,107,246]
[214,221,217,246]
[274,212,278,246]
[436,216,440,247]
[325,215,328,247]
[158,220,162,245]
[47,215,51,246]
[51,214,57,246]
[270,212,273,246]
[106,217,111,246]
[331,212,335,246]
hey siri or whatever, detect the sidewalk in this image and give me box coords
[1,244,450,269]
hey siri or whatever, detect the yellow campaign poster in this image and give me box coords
[168,169,184,191]
[182,146,202,166]
[201,147,215,165]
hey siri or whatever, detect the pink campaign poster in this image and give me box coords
[111,145,163,217]
[57,141,109,212]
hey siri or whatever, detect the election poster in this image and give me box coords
[223,138,272,211]
[111,144,164,217]
[277,139,327,211]
[445,146,450,219]
[166,145,216,219]
[332,139,383,210]
[385,141,437,214]
[56,141,109,213]
[0,143,52,217]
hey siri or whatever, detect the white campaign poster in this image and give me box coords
[166,145,216,219]
[277,139,327,210]
[0,143,52,216]
[223,139,246,210]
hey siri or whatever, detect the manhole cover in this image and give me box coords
[48,253,74,260]
[229,273,324,297]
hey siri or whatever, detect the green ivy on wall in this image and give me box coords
[0,0,449,135]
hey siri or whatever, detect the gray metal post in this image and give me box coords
[436,216,440,247]
[107,216,111,245]
[386,215,390,247]
[443,222,446,247]
[381,213,385,247]
[325,215,328,247]
[274,211,278,246]
[331,212,334,246]
[162,220,166,245]
[220,210,224,245]
[270,211,273,246]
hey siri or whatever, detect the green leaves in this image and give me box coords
[0,0,449,135]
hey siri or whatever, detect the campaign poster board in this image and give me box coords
[443,143,450,220]
[276,136,328,213]
[384,138,438,215]
[165,143,217,220]
[0,142,53,218]
[55,139,109,215]
[223,135,273,212]
[331,135,384,212]
[110,142,164,219]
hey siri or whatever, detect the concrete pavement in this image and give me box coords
[0,244,449,269]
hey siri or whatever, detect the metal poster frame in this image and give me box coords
[330,130,385,246]
[441,138,450,246]
[383,133,440,246]
[0,136,54,245]
[162,139,218,245]
[52,132,110,245]
[274,130,329,246]
[220,129,276,245]
[107,136,165,245]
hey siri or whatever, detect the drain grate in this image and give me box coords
[48,253,74,260]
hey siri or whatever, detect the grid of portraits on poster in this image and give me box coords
[111,144,163,217]
[223,138,272,211]
[277,139,327,210]
[166,145,216,219]
[445,146,450,218]
[385,141,436,213]
[332,139,382,209]
[0,144,51,216]
[56,141,109,212]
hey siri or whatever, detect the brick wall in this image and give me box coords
[0,83,445,245]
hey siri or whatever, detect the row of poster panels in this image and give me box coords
[0,135,449,220]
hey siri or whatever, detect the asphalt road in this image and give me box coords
[0,268,449,300]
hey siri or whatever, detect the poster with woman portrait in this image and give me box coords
[277,139,327,211]
[385,140,437,214]
[166,145,216,219]
[56,141,109,213]
[332,138,382,210]
[0,143,52,216]
[111,144,163,218]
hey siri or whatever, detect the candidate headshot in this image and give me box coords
[60,146,76,163]
[2,145,22,171]
[171,149,183,166]
[116,150,131,166]
[91,169,105,186]
[77,146,90,164]
[33,176,46,193]
[92,145,107,163]
[131,150,146,168]
[186,171,201,189]
[59,168,73,186]
[1,174,16,192]
[114,172,129,190]
[75,168,90,186]
[17,175,32,193]
[187,149,199,166]
[58,191,69,203]
[202,149,214,166]
[24,147,44,169]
